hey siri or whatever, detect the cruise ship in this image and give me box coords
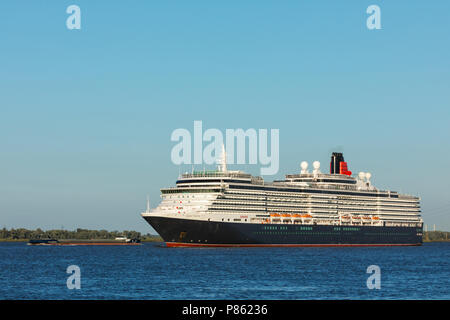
[142,150,423,247]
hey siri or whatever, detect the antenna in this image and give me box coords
[300,161,308,174]
[313,161,320,171]
[313,161,321,177]
[146,196,150,213]
[358,172,366,181]
[218,144,227,172]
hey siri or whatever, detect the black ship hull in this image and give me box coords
[143,216,423,247]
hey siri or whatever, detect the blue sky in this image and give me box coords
[1,1,449,233]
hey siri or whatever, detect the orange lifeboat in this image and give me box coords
[292,214,302,218]
[352,216,361,219]
[302,214,312,218]
[372,216,379,220]
[281,213,291,217]
[270,213,280,217]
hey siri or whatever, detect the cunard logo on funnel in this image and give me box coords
[170,121,279,175]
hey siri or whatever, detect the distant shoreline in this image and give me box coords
[0,227,163,242]
[1,239,449,243]
[0,237,164,242]
[1,240,449,243]
[0,229,448,243]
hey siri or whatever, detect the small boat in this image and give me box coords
[27,238,141,246]
[27,239,59,245]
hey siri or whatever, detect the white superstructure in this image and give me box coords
[142,152,422,229]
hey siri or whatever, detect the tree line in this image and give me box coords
[424,231,450,242]
[0,228,161,241]
[1,227,447,242]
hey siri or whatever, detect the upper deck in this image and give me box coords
[167,151,419,200]
[151,151,420,227]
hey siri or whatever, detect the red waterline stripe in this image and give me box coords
[43,243,141,246]
[166,242,422,248]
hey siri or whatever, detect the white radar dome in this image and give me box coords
[358,172,366,180]
[365,172,372,180]
[313,161,320,169]
[301,161,308,170]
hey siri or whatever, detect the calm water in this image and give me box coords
[0,242,449,299]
